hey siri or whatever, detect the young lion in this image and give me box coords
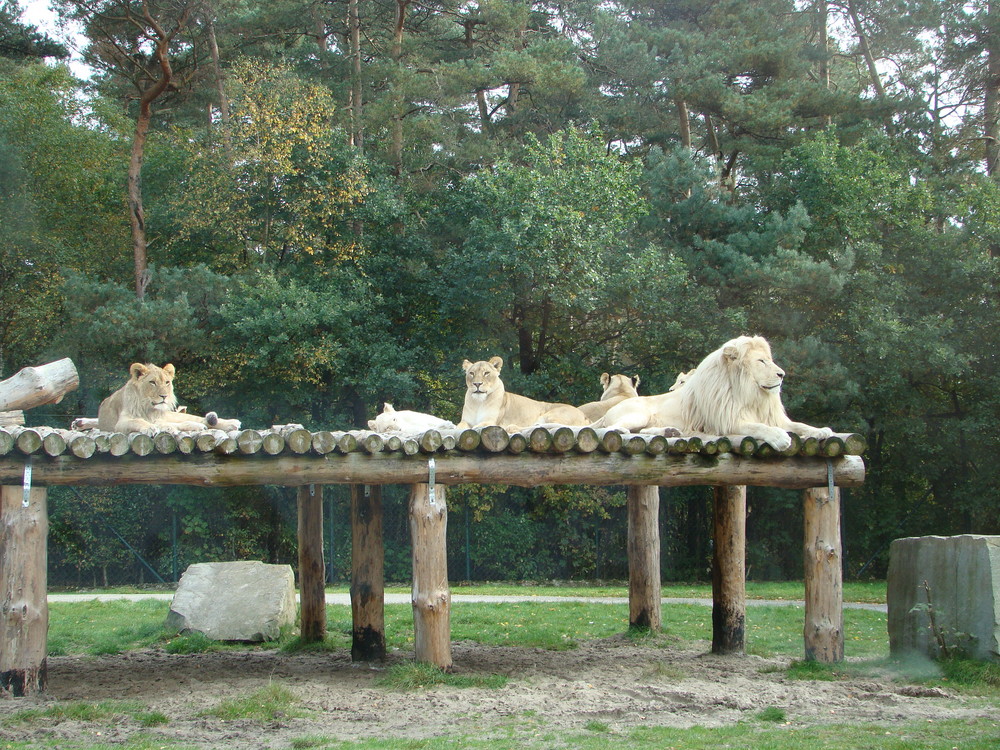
[97,363,242,435]
[577,373,641,421]
[457,357,589,430]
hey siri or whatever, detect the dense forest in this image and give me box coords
[2,0,998,586]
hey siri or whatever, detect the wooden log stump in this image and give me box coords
[0,412,24,427]
[712,485,746,655]
[1,485,48,696]
[261,431,285,455]
[478,426,509,453]
[0,358,78,412]
[803,484,844,662]
[409,482,451,670]
[297,485,326,643]
[236,430,263,455]
[627,485,661,631]
[351,484,386,662]
[311,431,336,455]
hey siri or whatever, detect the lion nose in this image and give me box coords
[777,370,785,379]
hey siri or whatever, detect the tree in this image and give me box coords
[56,0,207,298]
[0,1,68,60]
[437,125,644,376]
[165,60,370,271]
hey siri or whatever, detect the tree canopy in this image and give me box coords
[5,0,999,584]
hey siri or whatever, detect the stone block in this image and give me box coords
[165,561,297,642]
[887,535,1000,662]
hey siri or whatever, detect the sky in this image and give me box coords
[18,0,91,78]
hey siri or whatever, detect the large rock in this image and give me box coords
[165,561,297,642]
[888,535,1000,662]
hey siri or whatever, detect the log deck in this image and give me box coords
[0,424,865,694]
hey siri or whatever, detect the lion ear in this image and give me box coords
[462,359,473,372]
[489,356,503,371]
[600,372,610,388]
[367,419,377,430]
[162,364,176,377]
[383,403,395,413]
[722,345,740,363]
[129,363,148,380]
[632,374,641,388]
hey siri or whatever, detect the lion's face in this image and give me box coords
[462,357,504,397]
[129,362,177,411]
[668,369,696,392]
[725,338,785,394]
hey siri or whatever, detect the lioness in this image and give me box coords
[97,363,242,434]
[578,373,641,421]
[368,403,456,433]
[457,357,589,430]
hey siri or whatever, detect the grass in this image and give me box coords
[48,593,890,659]
[374,662,508,690]
[1,699,168,728]
[198,683,308,721]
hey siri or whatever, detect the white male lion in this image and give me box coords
[457,357,589,430]
[593,336,833,450]
[577,373,641,421]
[96,363,242,434]
[367,403,456,433]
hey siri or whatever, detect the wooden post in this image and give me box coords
[803,483,844,662]
[712,485,746,654]
[1,484,48,696]
[350,484,385,661]
[627,485,661,630]
[296,484,326,643]
[410,481,451,670]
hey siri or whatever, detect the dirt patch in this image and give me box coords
[0,638,988,748]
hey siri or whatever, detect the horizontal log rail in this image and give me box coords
[0,450,864,488]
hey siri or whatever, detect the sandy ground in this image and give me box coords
[0,634,990,749]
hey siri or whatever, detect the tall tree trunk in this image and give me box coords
[985,0,1000,180]
[677,99,691,150]
[206,14,232,158]
[817,0,832,127]
[390,0,411,177]
[349,0,363,149]
[846,0,886,99]
[129,4,193,300]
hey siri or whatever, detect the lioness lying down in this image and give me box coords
[368,403,456,433]
[592,336,833,451]
[96,363,242,435]
[577,373,641,421]
[458,357,589,430]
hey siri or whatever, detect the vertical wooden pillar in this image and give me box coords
[1,485,48,696]
[296,484,326,643]
[803,484,844,662]
[627,485,661,630]
[409,482,451,670]
[712,485,746,654]
[350,484,385,661]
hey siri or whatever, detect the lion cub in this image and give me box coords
[577,373,641,421]
[96,362,242,435]
[458,357,589,430]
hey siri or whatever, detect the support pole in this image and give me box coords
[410,481,451,670]
[1,485,48,696]
[803,484,844,662]
[627,485,661,630]
[712,485,746,654]
[296,484,326,643]
[350,484,385,661]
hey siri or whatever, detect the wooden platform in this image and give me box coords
[1,424,864,695]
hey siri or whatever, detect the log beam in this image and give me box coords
[0,453,866,489]
[0,359,78,412]
[627,485,661,630]
[803,484,844,662]
[410,482,451,670]
[351,484,385,661]
[1,485,48,696]
[297,485,326,643]
[712,485,746,654]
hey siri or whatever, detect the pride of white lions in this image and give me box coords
[81,335,833,451]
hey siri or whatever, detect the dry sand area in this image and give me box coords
[1,635,992,748]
